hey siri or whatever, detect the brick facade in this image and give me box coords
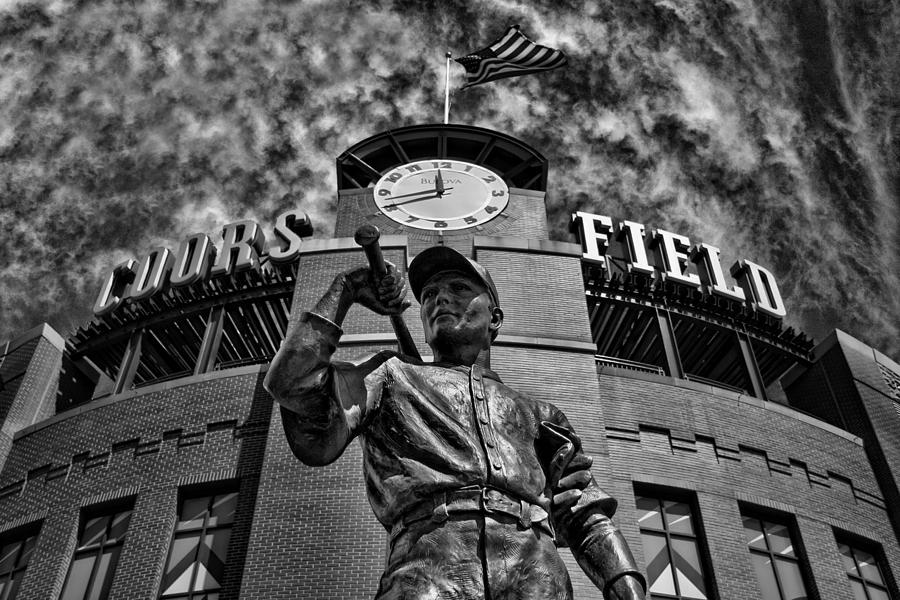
[603,370,898,599]
[0,325,64,471]
[0,367,268,599]
[787,330,900,574]
[2,251,900,600]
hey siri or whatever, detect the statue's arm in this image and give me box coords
[264,266,406,466]
[540,408,647,600]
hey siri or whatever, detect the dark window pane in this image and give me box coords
[0,534,37,600]
[765,522,795,558]
[848,579,868,600]
[5,571,23,600]
[672,538,707,599]
[86,552,110,600]
[209,530,231,566]
[743,517,767,551]
[81,516,108,547]
[108,510,133,541]
[208,493,237,527]
[636,496,663,530]
[18,536,35,568]
[88,546,121,600]
[751,552,780,600]
[774,557,808,600]
[856,549,884,585]
[0,543,18,574]
[869,586,892,600]
[664,501,695,535]
[178,498,208,530]
[838,543,858,576]
[60,555,95,600]
[642,532,676,596]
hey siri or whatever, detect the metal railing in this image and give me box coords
[684,373,747,395]
[595,355,752,396]
[595,355,665,376]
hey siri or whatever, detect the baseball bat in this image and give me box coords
[354,225,421,360]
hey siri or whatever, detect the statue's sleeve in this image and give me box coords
[274,311,389,467]
[539,407,647,599]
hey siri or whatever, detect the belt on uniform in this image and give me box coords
[389,486,551,542]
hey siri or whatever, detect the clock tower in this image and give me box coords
[333,124,551,254]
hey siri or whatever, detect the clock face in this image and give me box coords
[373,160,509,230]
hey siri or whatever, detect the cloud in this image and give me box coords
[0,0,898,360]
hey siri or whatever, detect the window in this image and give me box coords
[838,540,892,600]
[636,494,710,599]
[742,514,810,600]
[59,506,133,600]
[0,525,40,600]
[159,490,237,600]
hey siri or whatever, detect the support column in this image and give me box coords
[114,329,143,394]
[736,330,767,400]
[194,306,225,375]
[655,308,684,378]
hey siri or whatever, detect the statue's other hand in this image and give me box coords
[551,454,593,511]
[345,261,411,316]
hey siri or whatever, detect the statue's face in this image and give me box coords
[419,271,500,356]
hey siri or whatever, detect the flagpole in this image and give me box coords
[444,52,451,124]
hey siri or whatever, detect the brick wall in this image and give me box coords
[0,325,63,473]
[787,332,900,587]
[837,338,900,519]
[240,400,388,599]
[603,370,899,599]
[0,368,268,600]
[475,247,592,345]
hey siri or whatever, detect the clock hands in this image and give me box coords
[435,169,445,197]
[383,188,454,208]
[380,187,451,202]
[381,175,449,204]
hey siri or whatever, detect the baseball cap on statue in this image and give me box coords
[408,246,500,308]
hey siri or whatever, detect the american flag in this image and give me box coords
[455,26,568,89]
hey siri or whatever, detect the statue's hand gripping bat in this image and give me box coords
[354,225,421,360]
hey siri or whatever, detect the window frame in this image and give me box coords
[59,500,135,600]
[740,507,816,600]
[634,486,716,600]
[0,522,41,600]
[158,485,239,600]
[835,531,896,600]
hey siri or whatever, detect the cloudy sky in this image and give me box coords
[1,0,898,360]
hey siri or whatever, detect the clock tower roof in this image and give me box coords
[336,124,548,192]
